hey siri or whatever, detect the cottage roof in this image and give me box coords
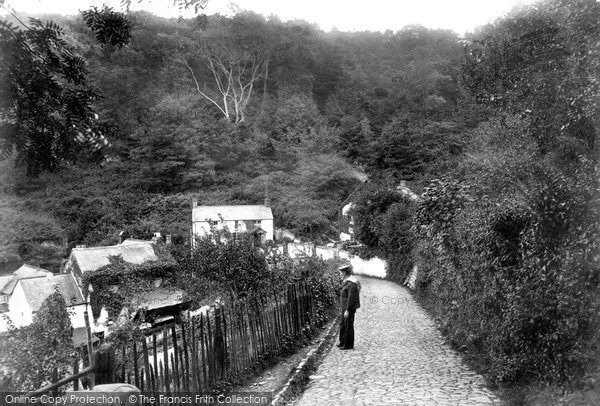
[70,242,158,274]
[120,238,153,245]
[192,205,273,222]
[0,276,13,295]
[13,264,53,279]
[18,274,85,312]
[0,264,53,295]
[136,289,186,310]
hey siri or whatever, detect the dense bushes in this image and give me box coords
[351,183,416,284]
[413,149,600,385]
[294,257,342,327]
[404,0,600,389]
[0,291,76,391]
[173,235,340,324]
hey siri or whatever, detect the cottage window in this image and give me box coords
[209,220,219,226]
[234,220,240,230]
[253,220,261,227]
[0,295,8,303]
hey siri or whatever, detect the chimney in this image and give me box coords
[400,180,406,188]
[76,245,86,249]
[192,198,198,209]
[264,197,271,207]
[166,234,172,244]
[152,232,162,243]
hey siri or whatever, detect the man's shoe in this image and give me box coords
[336,343,344,348]
[340,346,353,350]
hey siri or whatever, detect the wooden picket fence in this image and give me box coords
[114,282,314,393]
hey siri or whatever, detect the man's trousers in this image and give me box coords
[339,311,355,349]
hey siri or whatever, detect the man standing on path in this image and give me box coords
[338,264,361,350]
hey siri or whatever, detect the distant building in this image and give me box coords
[192,203,274,244]
[7,274,93,346]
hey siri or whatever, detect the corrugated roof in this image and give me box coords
[70,242,158,273]
[18,274,85,312]
[192,205,273,222]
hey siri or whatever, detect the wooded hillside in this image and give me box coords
[0,9,473,272]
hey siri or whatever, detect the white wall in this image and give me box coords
[350,255,387,278]
[8,283,31,328]
[92,306,110,335]
[69,304,94,330]
[7,283,93,338]
[287,243,315,258]
[193,219,274,241]
[315,246,335,260]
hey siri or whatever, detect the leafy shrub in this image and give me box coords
[84,249,178,320]
[352,182,417,282]
[0,290,76,391]
[295,257,340,326]
[414,164,600,385]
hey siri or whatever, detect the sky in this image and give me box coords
[2,0,535,36]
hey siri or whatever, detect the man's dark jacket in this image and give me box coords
[340,276,361,312]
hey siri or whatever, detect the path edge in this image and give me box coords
[270,315,340,406]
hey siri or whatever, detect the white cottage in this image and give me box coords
[0,264,53,314]
[192,203,274,244]
[8,274,93,346]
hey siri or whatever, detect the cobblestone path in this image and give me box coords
[295,277,502,406]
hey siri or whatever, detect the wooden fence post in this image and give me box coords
[94,343,115,385]
[214,307,225,379]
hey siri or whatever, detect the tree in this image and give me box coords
[367,115,463,180]
[182,13,270,123]
[0,17,105,176]
[129,122,216,192]
[462,0,599,155]
[0,289,75,391]
[121,0,208,14]
[177,233,290,301]
[82,5,133,48]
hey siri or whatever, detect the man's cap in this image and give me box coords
[338,265,351,272]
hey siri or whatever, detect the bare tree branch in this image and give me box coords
[182,58,229,119]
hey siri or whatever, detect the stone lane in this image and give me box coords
[295,277,502,406]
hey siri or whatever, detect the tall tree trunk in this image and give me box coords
[262,56,269,107]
